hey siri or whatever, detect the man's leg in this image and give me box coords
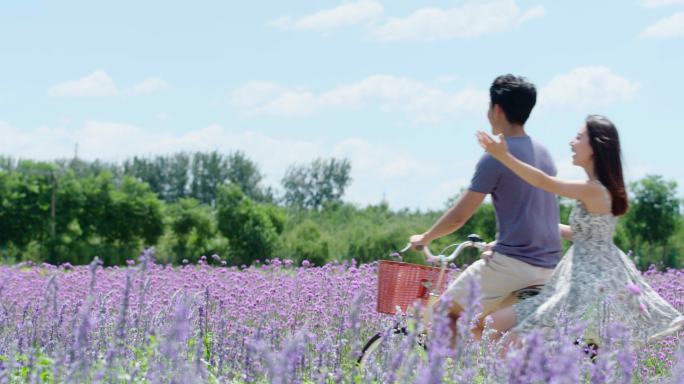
[441,258,511,344]
[472,253,553,341]
[443,252,553,343]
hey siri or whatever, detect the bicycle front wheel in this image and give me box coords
[357,331,384,366]
[357,325,425,367]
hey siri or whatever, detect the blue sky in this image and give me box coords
[1,0,683,209]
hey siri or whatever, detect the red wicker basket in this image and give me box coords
[376,260,448,315]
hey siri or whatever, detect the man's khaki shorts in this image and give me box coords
[444,251,554,315]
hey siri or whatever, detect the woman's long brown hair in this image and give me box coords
[586,115,629,216]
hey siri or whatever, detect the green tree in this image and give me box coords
[281,158,352,209]
[225,151,269,202]
[190,151,228,206]
[123,156,166,200]
[46,170,88,264]
[623,175,680,268]
[346,222,407,264]
[111,176,164,245]
[123,154,191,202]
[280,220,330,266]
[0,162,87,264]
[58,157,122,180]
[216,184,285,266]
[165,153,191,202]
[76,173,164,265]
[0,156,14,172]
[167,198,216,263]
[0,163,54,249]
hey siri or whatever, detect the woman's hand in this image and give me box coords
[476,131,508,160]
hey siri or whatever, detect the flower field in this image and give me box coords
[0,250,683,383]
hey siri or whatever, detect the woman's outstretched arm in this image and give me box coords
[476,131,597,202]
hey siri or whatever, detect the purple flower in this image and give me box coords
[0,247,681,382]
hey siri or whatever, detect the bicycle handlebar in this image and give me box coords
[397,234,487,264]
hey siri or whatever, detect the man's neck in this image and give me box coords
[499,124,526,137]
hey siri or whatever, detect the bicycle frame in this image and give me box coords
[396,234,487,325]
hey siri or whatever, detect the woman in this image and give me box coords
[476,115,684,345]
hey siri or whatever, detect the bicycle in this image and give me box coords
[357,234,544,366]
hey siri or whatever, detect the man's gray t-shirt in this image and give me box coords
[469,136,561,268]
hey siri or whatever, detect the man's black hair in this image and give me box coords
[490,74,537,125]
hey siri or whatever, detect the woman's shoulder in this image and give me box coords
[580,180,613,215]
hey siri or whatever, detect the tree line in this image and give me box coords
[0,153,681,269]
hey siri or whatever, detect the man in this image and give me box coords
[410,74,562,334]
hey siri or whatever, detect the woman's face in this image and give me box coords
[570,125,594,167]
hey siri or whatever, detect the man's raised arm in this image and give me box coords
[410,190,486,248]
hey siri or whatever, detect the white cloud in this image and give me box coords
[332,138,436,180]
[517,5,545,25]
[539,66,639,110]
[640,11,684,38]
[0,120,323,182]
[370,0,544,41]
[132,77,170,94]
[229,82,318,117]
[270,0,383,31]
[326,137,445,206]
[230,67,639,121]
[0,121,449,208]
[48,72,170,98]
[229,75,488,123]
[434,75,460,85]
[269,0,543,41]
[48,70,118,98]
[640,0,684,8]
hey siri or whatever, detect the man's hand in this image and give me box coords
[409,233,431,251]
[480,241,496,264]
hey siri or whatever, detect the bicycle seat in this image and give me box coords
[514,285,544,301]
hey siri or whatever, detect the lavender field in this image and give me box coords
[1,250,683,383]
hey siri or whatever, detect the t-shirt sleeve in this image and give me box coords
[535,140,557,177]
[548,150,558,177]
[468,154,501,194]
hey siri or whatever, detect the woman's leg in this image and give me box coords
[473,306,517,342]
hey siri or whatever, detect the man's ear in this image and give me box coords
[494,104,504,119]
[495,104,510,124]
